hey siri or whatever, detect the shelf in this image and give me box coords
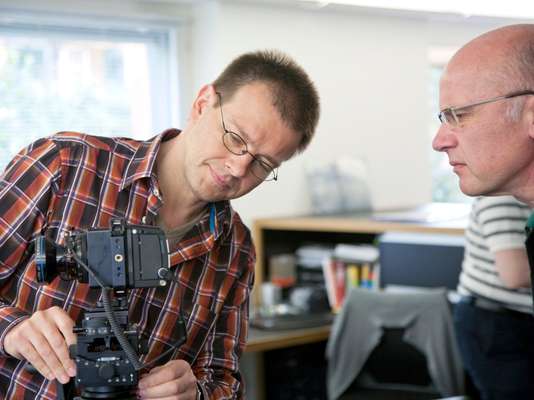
[253,214,466,236]
[252,206,467,308]
[246,325,331,352]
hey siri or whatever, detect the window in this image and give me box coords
[428,47,470,203]
[0,18,177,172]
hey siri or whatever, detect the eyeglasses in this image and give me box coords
[216,92,278,182]
[437,89,534,127]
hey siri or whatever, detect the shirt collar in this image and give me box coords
[168,201,233,265]
[120,128,180,191]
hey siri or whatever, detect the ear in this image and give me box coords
[188,84,218,122]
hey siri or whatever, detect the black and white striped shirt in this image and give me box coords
[458,196,532,313]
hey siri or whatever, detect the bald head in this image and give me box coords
[433,23,534,203]
[446,24,534,94]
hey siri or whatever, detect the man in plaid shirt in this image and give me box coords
[0,50,320,399]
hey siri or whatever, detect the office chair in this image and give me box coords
[339,327,440,400]
[326,288,465,400]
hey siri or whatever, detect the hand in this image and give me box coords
[138,359,198,400]
[4,306,76,384]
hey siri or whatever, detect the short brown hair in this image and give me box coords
[213,50,320,154]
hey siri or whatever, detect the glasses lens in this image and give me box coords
[223,131,247,155]
[439,110,457,127]
[251,160,275,181]
[222,131,277,182]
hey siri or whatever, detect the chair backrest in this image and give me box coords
[340,329,439,399]
[326,288,464,400]
[361,327,432,386]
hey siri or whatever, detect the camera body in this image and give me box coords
[35,219,170,289]
[34,219,181,400]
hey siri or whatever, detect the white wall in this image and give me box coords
[0,0,526,225]
[198,2,521,225]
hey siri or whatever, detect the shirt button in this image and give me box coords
[153,189,159,197]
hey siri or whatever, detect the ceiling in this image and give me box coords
[136,0,533,21]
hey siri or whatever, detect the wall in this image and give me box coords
[203,2,521,224]
[0,0,526,225]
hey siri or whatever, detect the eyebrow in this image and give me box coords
[228,118,280,167]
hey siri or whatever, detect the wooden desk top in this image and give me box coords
[253,203,469,236]
[245,325,331,352]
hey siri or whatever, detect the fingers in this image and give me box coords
[53,309,77,348]
[4,306,76,383]
[35,312,76,381]
[19,340,55,381]
[139,378,196,399]
[138,360,197,400]
[138,381,198,400]
[139,360,187,388]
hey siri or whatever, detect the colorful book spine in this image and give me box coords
[361,263,371,289]
[322,257,378,312]
[347,264,360,288]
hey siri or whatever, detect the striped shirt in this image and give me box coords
[458,196,532,313]
[0,130,255,399]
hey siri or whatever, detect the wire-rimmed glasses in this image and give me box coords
[438,89,534,127]
[216,92,278,182]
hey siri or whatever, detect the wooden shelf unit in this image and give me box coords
[246,208,467,400]
[252,212,467,308]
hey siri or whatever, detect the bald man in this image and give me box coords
[433,24,534,400]
[433,24,534,202]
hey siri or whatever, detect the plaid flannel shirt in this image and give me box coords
[0,130,255,399]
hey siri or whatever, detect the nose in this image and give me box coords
[432,124,457,152]
[225,153,254,178]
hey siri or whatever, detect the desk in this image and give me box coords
[243,325,332,400]
[246,325,331,353]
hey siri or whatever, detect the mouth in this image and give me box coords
[449,161,466,173]
[209,166,232,190]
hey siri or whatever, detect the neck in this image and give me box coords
[498,164,534,208]
[156,137,208,229]
[510,185,534,208]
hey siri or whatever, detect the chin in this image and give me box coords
[201,188,237,203]
[459,180,503,198]
[458,180,484,197]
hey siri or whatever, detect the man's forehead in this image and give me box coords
[439,63,477,106]
[440,50,509,106]
[224,82,300,163]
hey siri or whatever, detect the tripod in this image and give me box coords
[66,297,143,400]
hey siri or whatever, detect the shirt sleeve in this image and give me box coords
[0,137,61,356]
[475,196,531,253]
[193,245,255,399]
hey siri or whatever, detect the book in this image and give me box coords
[322,257,379,312]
